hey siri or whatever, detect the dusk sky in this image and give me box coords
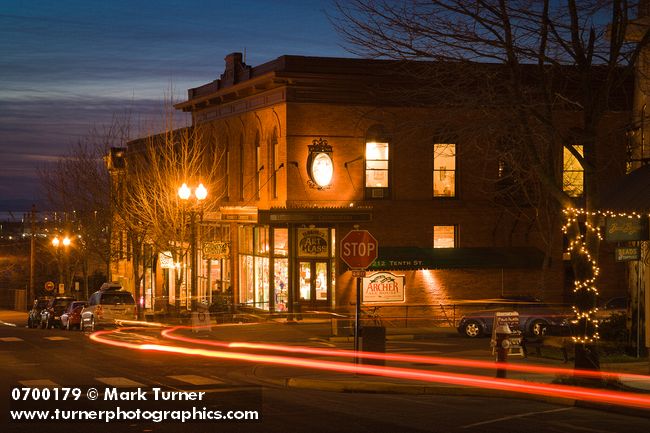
[0,0,350,212]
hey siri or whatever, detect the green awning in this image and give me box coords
[367,247,545,271]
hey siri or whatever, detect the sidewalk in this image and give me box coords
[175,317,650,397]
[2,309,649,412]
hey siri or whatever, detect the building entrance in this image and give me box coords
[298,260,330,309]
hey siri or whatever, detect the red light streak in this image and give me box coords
[90,328,650,410]
[160,326,649,384]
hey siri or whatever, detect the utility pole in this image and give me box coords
[29,204,36,307]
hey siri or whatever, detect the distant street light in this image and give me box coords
[178,183,208,311]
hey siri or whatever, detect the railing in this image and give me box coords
[142,296,570,331]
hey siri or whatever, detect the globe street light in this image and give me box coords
[178,183,208,311]
[51,235,72,295]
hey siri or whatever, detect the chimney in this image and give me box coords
[220,52,250,87]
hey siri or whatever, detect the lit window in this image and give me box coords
[433,143,456,197]
[563,145,583,197]
[365,142,389,188]
[433,225,456,248]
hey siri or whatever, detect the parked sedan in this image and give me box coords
[60,301,87,330]
[457,300,572,338]
[27,297,51,328]
[40,296,75,329]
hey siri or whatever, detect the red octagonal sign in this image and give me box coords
[340,230,378,269]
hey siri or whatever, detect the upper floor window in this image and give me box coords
[563,144,584,197]
[365,125,390,199]
[224,143,230,201]
[255,131,261,200]
[433,143,456,197]
[433,225,456,248]
[239,134,245,201]
[365,141,389,189]
[271,129,279,199]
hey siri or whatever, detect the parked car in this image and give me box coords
[81,283,136,331]
[457,298,572,338]
[40,296,76,329]
[60,301,87,330]
[596,296,629,320]
[27,297,51,328]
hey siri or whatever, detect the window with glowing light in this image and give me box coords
[563,144,584,197]
[433,225,456,248]
[433,143,456,197]
[365,141,389,189]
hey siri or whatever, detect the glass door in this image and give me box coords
[298,261,329,309]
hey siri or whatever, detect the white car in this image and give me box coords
[81,283,136,331]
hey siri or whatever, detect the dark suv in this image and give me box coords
[40,297,76,329]
[457,297,572,338]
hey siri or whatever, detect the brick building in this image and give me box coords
[123,53,632,320]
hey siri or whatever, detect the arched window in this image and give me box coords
[239,134,244,201]
[271,128,279,199]
[365,125,390,199]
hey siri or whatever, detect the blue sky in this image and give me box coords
[0,0,349,211]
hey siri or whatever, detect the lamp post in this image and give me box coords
[178,183,207,311]
[51,235,71,295]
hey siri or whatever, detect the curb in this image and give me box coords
[273,375,577,407]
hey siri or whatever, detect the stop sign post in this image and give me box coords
[340,229,379,362]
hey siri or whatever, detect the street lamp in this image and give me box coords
[178,183,207,311]
[51,235,72,295]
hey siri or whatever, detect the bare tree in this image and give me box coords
[38,118,127,297]
[114,119,227,317]
[333,0,649,370]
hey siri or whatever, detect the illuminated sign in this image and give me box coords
[307,138,333,189]
[160,251,175,269]
[605,216,649,242]
[203,241,231,260]
[362,272,405,303]
[297,228,329,258]
[615,246,641,262]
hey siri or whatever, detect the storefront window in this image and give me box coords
[255,226,269,255]
[315,262,327,301]
[240,255,254,305]
[274,258,288,311]
[299,262,311,301]
[239,225,253,254]
[255,256,269,310]
[274,228,288,256]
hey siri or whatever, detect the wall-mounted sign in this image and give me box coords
[605,216,649,242]
[160,251,175,269]
[44,281,55,292]
[307,138,333,189]
[362,272,405,303]
[615,246,641,262]
[297,228,329,258]
[203,241,231,260]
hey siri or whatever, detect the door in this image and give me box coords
[298,261,330,309]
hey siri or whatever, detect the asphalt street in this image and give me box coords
[1,312,649,433]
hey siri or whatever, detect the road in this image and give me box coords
[0,316,649,433]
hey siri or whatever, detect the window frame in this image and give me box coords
[362,125,388,200]
[563,144,584,198]
[433,142,457,198]
[433,225,458,248]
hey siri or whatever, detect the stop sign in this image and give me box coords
[340,230,378,269]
